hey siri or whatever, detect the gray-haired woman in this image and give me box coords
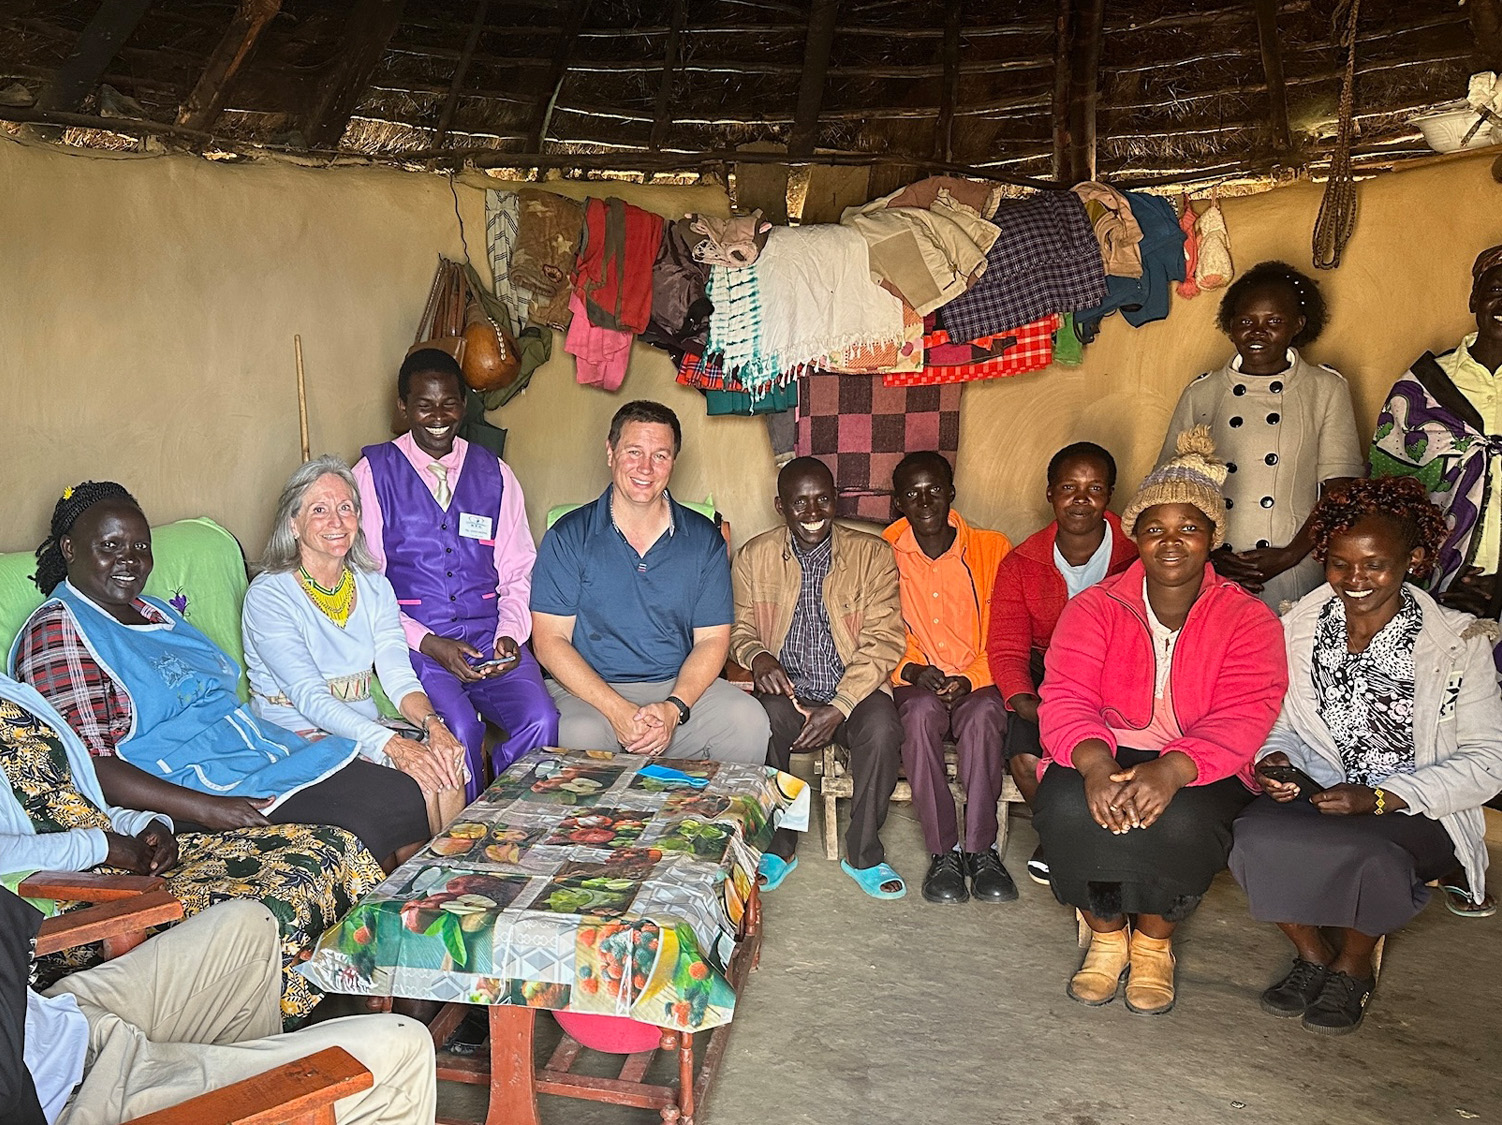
[243,454,467,833]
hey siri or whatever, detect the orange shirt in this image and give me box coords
[882,511,1011,689]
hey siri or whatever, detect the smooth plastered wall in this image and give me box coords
[3,136,1501,562]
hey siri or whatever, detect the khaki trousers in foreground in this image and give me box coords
[46,899,436,1125]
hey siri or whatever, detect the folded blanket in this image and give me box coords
[884,314,1059,387]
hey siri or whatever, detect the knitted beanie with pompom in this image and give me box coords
[1121,425,1228,549]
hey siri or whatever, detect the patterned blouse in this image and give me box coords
[1311,588,1422,787]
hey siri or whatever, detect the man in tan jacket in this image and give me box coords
[731,458,907,898]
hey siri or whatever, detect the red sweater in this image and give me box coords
[986,512,1137,705]
[1038,561,1287,788]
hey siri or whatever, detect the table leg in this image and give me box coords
[677,1030,695,1124]
[487,1005,540,1125]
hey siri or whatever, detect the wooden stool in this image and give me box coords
[814,742,1025,861]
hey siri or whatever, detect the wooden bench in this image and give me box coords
[813,743,1025,861]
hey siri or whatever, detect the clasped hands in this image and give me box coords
[105,818,179,876]
[902,663,972,706]
[387,721,467,795]
[1077,744,1197,835]
[1211,545,1300,594]
[608,698,681,757]
[751,653,842,750]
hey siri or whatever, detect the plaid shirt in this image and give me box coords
[939,191,1106,344]
[12,599,168,758]
[777,535,844,704]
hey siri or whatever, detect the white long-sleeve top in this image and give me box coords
[241,568,425,764]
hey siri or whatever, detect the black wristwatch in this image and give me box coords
[665,695,691,725]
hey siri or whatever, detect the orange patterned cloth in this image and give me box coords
[883,313,1060,387]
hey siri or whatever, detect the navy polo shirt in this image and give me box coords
[531,487,732,683]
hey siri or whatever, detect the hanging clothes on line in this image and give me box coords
[576,197,662,334]
[1071,181,1145,279]
[840,188,1000,316]
[706,225,904,399]
[640,221,712,363]
[884,314,1060,387]
[939,190,1106,344]
[511,189,585,329]
[885,175,1004,219]
[1072,191,1187,344]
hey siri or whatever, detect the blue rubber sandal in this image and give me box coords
[841,860,906,900]
[757,853,798,892]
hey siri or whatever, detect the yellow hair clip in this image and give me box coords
[61,485,74,500]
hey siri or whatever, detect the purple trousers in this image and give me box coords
[409,644,559,801]
[894,684,1007,854]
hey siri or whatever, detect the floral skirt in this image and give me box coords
[44,824,384,1025]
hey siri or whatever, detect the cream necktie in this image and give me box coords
[428,463,452,507]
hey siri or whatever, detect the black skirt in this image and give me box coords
[1228,794,1457,936]
[269,757,429,861]
[1033,746,1253,918]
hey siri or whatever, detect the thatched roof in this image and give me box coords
[1,0,1494,190]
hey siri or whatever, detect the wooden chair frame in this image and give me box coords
[19,871,373,1125]
[814,742,1026,861]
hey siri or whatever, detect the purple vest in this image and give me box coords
[362,441,503,649]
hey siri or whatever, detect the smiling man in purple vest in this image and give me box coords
[353,349,559,801]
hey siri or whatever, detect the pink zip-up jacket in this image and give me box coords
[1038,560,1288,788]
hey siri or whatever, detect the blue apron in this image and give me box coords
[10,584,357,808]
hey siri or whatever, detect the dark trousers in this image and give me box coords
[894,684,1007,854]
[1,888,46,1125]
[759,691,902,869]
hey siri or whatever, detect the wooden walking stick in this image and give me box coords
[294,334,310,462]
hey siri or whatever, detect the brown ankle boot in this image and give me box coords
[1125,931,1176,1014]
[1068,925,1131,1006]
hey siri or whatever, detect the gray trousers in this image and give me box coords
[546,676,771,764]
[46,901,436,1125]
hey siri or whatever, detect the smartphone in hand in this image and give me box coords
[471,653,519,674]
[1258,763,1327,800]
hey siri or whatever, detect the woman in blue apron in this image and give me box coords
[12,481,429,869]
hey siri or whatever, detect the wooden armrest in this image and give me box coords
[19,871,166,902]
[122,1047,373,1125]
[35,890,183,956]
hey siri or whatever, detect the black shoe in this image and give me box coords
[964,848,1019,903]
[921,852,969,903]
[1260,958,1329,1018]
[1301,971,1374,1035]
[1026,845,1049,886]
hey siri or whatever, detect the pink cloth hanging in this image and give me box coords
[565,290,632,390]
[1175,196,1201,299]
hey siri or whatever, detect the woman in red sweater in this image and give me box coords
[987,442,1137,882]
[1035,428,1288,1015]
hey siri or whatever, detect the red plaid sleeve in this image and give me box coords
[13,603,131,758]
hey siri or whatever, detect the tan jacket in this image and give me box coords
[731,524,905,717]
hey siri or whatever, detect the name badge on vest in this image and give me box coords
[459,513,494,540]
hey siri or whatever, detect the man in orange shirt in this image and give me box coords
[883,452,1014,905]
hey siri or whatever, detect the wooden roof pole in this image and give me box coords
[1050,0,1074,181]
[1470,0,1502,69]
[303,0,406,149]
[1253,0,1293,153]
[933,1,962,162]
[177,0,282,132]
[433,0,490,147]
[647,0,688,151]
[34,0,155,113]
[1069,0,1105,183]
[788,0,839,158]
[528,0,592,157]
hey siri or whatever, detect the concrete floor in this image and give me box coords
[438,788,1502,1125]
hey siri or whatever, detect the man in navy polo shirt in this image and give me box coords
[531,400,770,762]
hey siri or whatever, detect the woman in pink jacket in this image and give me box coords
[1035,428,1288,1015]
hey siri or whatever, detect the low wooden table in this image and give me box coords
[428,888,760,1125]
[302,748,805,1125]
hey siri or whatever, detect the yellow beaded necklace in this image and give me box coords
[296,566,355,628]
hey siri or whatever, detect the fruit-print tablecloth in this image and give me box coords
[300,748,809,1032]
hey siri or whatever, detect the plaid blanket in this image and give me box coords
[884,314,1059,387]
[939,191,1106,343]
[796,373,962,521]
